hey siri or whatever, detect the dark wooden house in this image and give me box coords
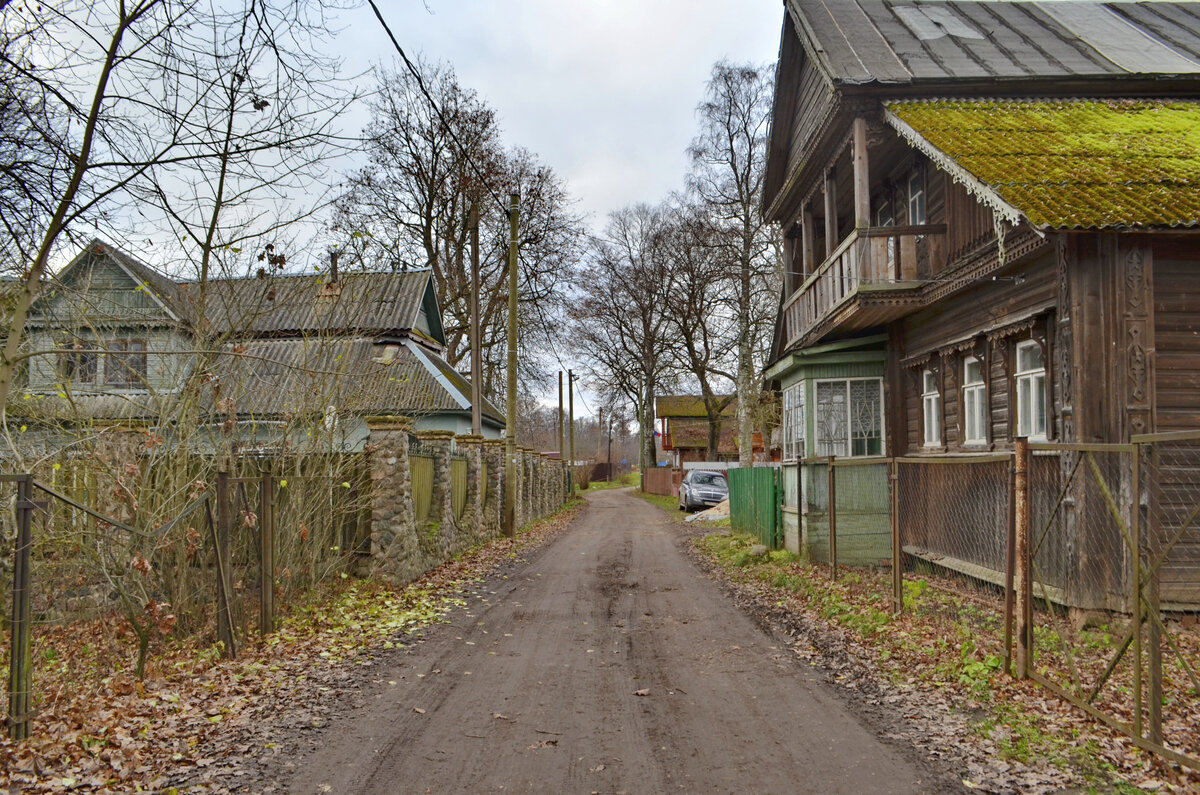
[763,1,1200,602]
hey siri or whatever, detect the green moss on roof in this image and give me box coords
[886,99,1200,229]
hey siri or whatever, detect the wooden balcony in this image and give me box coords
[780,224,946,351]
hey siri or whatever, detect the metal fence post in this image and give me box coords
[7,475,33,740]
[1013,438,1031,679]
[1003,451,1016,677]
[889,458,902,614]
[259,473,275,636]
[1146,441,1164,745]
[1132,442,1143,739]
[828,456,837,581]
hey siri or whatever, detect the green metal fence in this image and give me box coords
[451,457,468,519]
[728,467,781,548]
[410,454,434,522]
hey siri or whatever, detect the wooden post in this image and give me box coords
[852,117,870,230]
[1146,442,1163,744]
[824,169,838,260]
[1003,454,1017,677]
[214,471,237,658]
[558,371,564,461]
[1014,438,1031,679]
[259,473,275,636]
[7,475,33,740]
[801,204,815,278]
[890,458,902,614]
[1132,443,1143,739]
[568,369,576,495]
[828,456,838,580]
[504,192,519,537]
[469,200,482,436]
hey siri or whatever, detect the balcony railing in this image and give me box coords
[781,224,946,350]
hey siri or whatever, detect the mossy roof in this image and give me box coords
[885,99,1200,230]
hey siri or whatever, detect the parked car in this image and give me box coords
[678,469,728,512]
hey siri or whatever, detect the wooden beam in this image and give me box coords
[853,117,870,229]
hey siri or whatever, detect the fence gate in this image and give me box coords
[728,467,780,549]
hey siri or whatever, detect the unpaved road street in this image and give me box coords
[282,489,952,794]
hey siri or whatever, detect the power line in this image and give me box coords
[365,0,510,219]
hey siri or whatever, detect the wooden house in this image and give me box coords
[763,1,1200,601]
[18,240,504,448]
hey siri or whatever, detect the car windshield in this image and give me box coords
[692,473,727,487]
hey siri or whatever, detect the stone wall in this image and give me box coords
[367,417,571,585]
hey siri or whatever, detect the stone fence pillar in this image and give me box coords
[482,439,504,536]
[456,434,484,543]
[365,415,418,583]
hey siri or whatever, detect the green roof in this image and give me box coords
[886,99,1200,230]
[655,394,736,418]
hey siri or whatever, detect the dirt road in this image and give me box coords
[281,489,953,794]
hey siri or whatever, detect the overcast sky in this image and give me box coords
[335,0,785,229]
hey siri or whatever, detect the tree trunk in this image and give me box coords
[737,256,754,466]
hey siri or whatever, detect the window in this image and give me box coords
[962,356,987,445]
[1015,340,1047,439]
[106,339,147,386]
[921,369,940,447]
[782,382,806,461]
[874,193,897,273]
[58,342,97,383]
[815,378,883,458]
[908,166,926,225]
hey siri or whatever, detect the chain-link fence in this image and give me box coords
[767,442,1200,770]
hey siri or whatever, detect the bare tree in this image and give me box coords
[659,202,737,459]
[331,61,584,400]
[688,60,781,464]
[570,204,678,471]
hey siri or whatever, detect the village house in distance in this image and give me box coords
[763,1,1200,604]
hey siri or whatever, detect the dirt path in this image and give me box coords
[279,489,955,794]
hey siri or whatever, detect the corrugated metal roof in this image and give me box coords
[203,337,502,422]
[179,270,431,336]
[791,0,1200,85]
[885,98,1200,229]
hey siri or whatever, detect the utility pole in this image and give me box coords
[607,414,613,482]
[503,193,519,537]
[558,371,564,458]
[469,199,482,436]
[568,369,575,494]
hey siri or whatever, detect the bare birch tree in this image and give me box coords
[687,60,781,464]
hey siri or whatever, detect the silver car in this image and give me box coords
[678,469,728,512]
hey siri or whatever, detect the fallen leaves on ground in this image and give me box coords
[0,499,585,793]
[687,529,1200,794]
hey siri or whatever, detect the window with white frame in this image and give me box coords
[921,368,940,447]
[908,166,926,225]
[815,378,883,457]
[1015,340,1047,439]
[962,356,987,445]
[782,382,806,461]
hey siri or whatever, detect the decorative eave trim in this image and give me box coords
[882,107,1029,231]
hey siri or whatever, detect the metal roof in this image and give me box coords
[886,98,1200,229]
[178,270,433,337]
[791,0,1200,86]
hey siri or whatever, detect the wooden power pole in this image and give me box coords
[568,369,576,494]
[504,193,520,537]
[469,199,482,436]
[558,371,564,458]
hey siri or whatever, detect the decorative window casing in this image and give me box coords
[58,342,97,383]
[782,382,806,461]
[1015,340,1047,440]
[921,368,941,447]
[106,339,147,386]
[962,356,987,445]
[815,378,883,458]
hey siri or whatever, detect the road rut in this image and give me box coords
[283,488,948,794]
